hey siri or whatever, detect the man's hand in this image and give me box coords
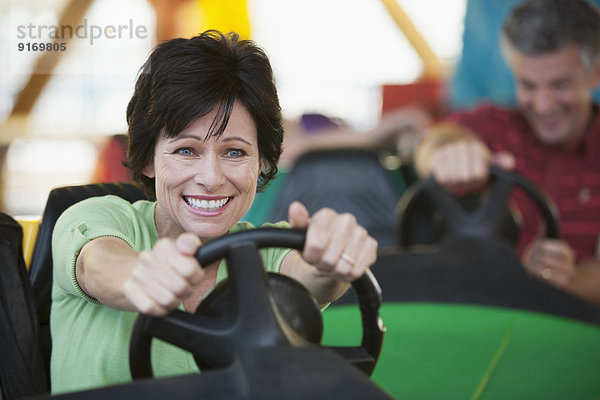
[415,123,515,193]
[429,140,515,193]
[522,238,576,288]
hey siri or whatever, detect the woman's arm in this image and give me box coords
[76,236,140,311]
[280,251,350,306]
[76,233,204,315]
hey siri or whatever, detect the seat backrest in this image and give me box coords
[268,149,402,247]
[27,182,148,381]
[0,213,47,398]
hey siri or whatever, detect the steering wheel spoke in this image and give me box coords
[224,242,288,332]
[141,311,231,349]
[423,180,469,230]
[476,171,514,236]
[323,346,376,373]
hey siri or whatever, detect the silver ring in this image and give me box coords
[341,252,356,266]
[542,268,552,280]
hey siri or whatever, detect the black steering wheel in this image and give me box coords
[396,165,560,248]
[129,228,385,381]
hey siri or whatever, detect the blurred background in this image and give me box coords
[0,0,468,217]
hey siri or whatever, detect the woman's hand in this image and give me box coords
[123,233,204,316]
[288,201,378,283]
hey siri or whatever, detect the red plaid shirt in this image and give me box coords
[448,103,600,261]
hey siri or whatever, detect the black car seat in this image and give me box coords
[0,212,47,399]
[268,149,403,247]
[27,182,148,384]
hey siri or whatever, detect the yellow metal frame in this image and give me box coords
[379,0,444,79]
[16,216,41,269]
[178,0,251,39]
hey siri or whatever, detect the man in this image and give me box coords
[415,0,600,306]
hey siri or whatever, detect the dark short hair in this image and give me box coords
[125,30,284,196]
[502,0,600,69]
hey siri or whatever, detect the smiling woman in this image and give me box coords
[49,30,378,395]
[146,102,263,240]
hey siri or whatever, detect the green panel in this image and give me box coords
[242,169,289,226]
[322,303,600,400]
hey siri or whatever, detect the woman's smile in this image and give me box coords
[183,195,232,215]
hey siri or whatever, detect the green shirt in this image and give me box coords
[50,195,291,394]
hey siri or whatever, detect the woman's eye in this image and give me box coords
[227,149,245,157]
[178,148,193,156]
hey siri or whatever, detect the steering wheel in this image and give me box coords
[129,228,385,380]
[396,165,560,248]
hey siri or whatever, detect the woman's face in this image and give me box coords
[144,101,262,240]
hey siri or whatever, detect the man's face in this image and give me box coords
[508,43,600,148]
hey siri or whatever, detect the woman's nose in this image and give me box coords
[193,156,226,191]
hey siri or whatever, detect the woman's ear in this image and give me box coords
[142,162,155,178]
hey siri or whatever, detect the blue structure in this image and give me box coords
[450,0,600,109]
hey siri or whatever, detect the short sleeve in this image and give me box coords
[258,221,293,273]
[52,196,149,300]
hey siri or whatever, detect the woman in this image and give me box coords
[50,30,378,394]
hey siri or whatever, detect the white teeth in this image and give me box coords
[185,197,229,211]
